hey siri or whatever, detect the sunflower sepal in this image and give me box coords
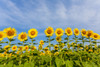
[18,43,23,45]
[9,39,16,42]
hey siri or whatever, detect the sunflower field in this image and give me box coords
[0,27,100,67]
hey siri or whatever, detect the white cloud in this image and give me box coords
[0,0,100,34]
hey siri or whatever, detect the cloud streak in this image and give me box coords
[0,0,100,34]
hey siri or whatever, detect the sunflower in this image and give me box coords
[86,30,93,38]
[60,43,64,48]
[24,46,29,51]
[12,45,17,51]
[44,27,54,36]
[67,44,70,48]
[54,45,58,50]
[16,51,20,54]
[88,49,93,52]
[74,28,80,36]
[3,27,17,39]
[65,27,73,36]
[54,52,59,56]
[56,36,61,42]
[94,45,97,48]
[31,46,36,51]
[18,46,23,51]
[85,45,88,50]
[4,45,10,51]
[28,28,38,38]
[45,51,51,55]
[55,28,64,36]
[44,47,49,52]
[39,40,44,45]
[18,32,27,42]
[40,52,45,56]
[92,33,99,40]
[0,54,4,57]
[0,31,6,41]
[39,45,43,50]
[81,29,87,36]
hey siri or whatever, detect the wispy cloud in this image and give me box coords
[0,0,100,34]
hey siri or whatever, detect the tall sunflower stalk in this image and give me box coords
[73,28,80,51]
[45,27,54,67]
[3,27,17,46]
[28,28,38,46]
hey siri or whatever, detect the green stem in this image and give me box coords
[9,39,11,46]
[67,36,70,49]
[49,37,51,51]
[89,38,92,47]
[75,36,77,44]
[82,37,84,46]
[31,39,34,46]
[48,36,51,67]
[23,41,24,46]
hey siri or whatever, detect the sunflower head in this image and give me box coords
[85,45,88,49]
[54,45,58,50]
[40,52,45,56]
[45,27,54,36]
[44,47,49,52]
[3,27,17,39]
[0,31,6,41]
[81,29,87,36]
[31,46,36,51]
[60,43,64,48]
[54,52,59,56]
[92,33,99,40]
[28,28,38,38]
[65,27,73,36]
[4,45,10,51]
[56,36,61,42]
[39,40,44,45]
[18,46,23,51]
[39,45,43,50]
[18,32,27,42]
[74,28,80,36]
[88,49,93,52]
[55,28,64,36]
[12,45,17,51]
[24,46,29,51]
[0,54,4,57]
[45,51,51,55]
[86,30,93,38]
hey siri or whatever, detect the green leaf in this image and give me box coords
[55,58,63,67]
[65,60,73,67]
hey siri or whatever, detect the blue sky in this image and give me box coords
[0,0,100,47]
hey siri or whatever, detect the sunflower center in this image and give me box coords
[57,30,62,34]
[0,34,3,38]
[56,37,60,40]
[7,30,14,36]
[82,31,86,34]
[75,30,79,34]
[55,46,58,48]
[87,32,92,36]
[19,47,22,50]
[25,47,28,49]
[21,34,26,39]
[41,41,44,44]
[13,47,16,49]
[31,31,35,35]
[32,47,35,50]
[67,29,71,34]
[47,29,52,34]
[45,48,48,51]
[94,35,98,38]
